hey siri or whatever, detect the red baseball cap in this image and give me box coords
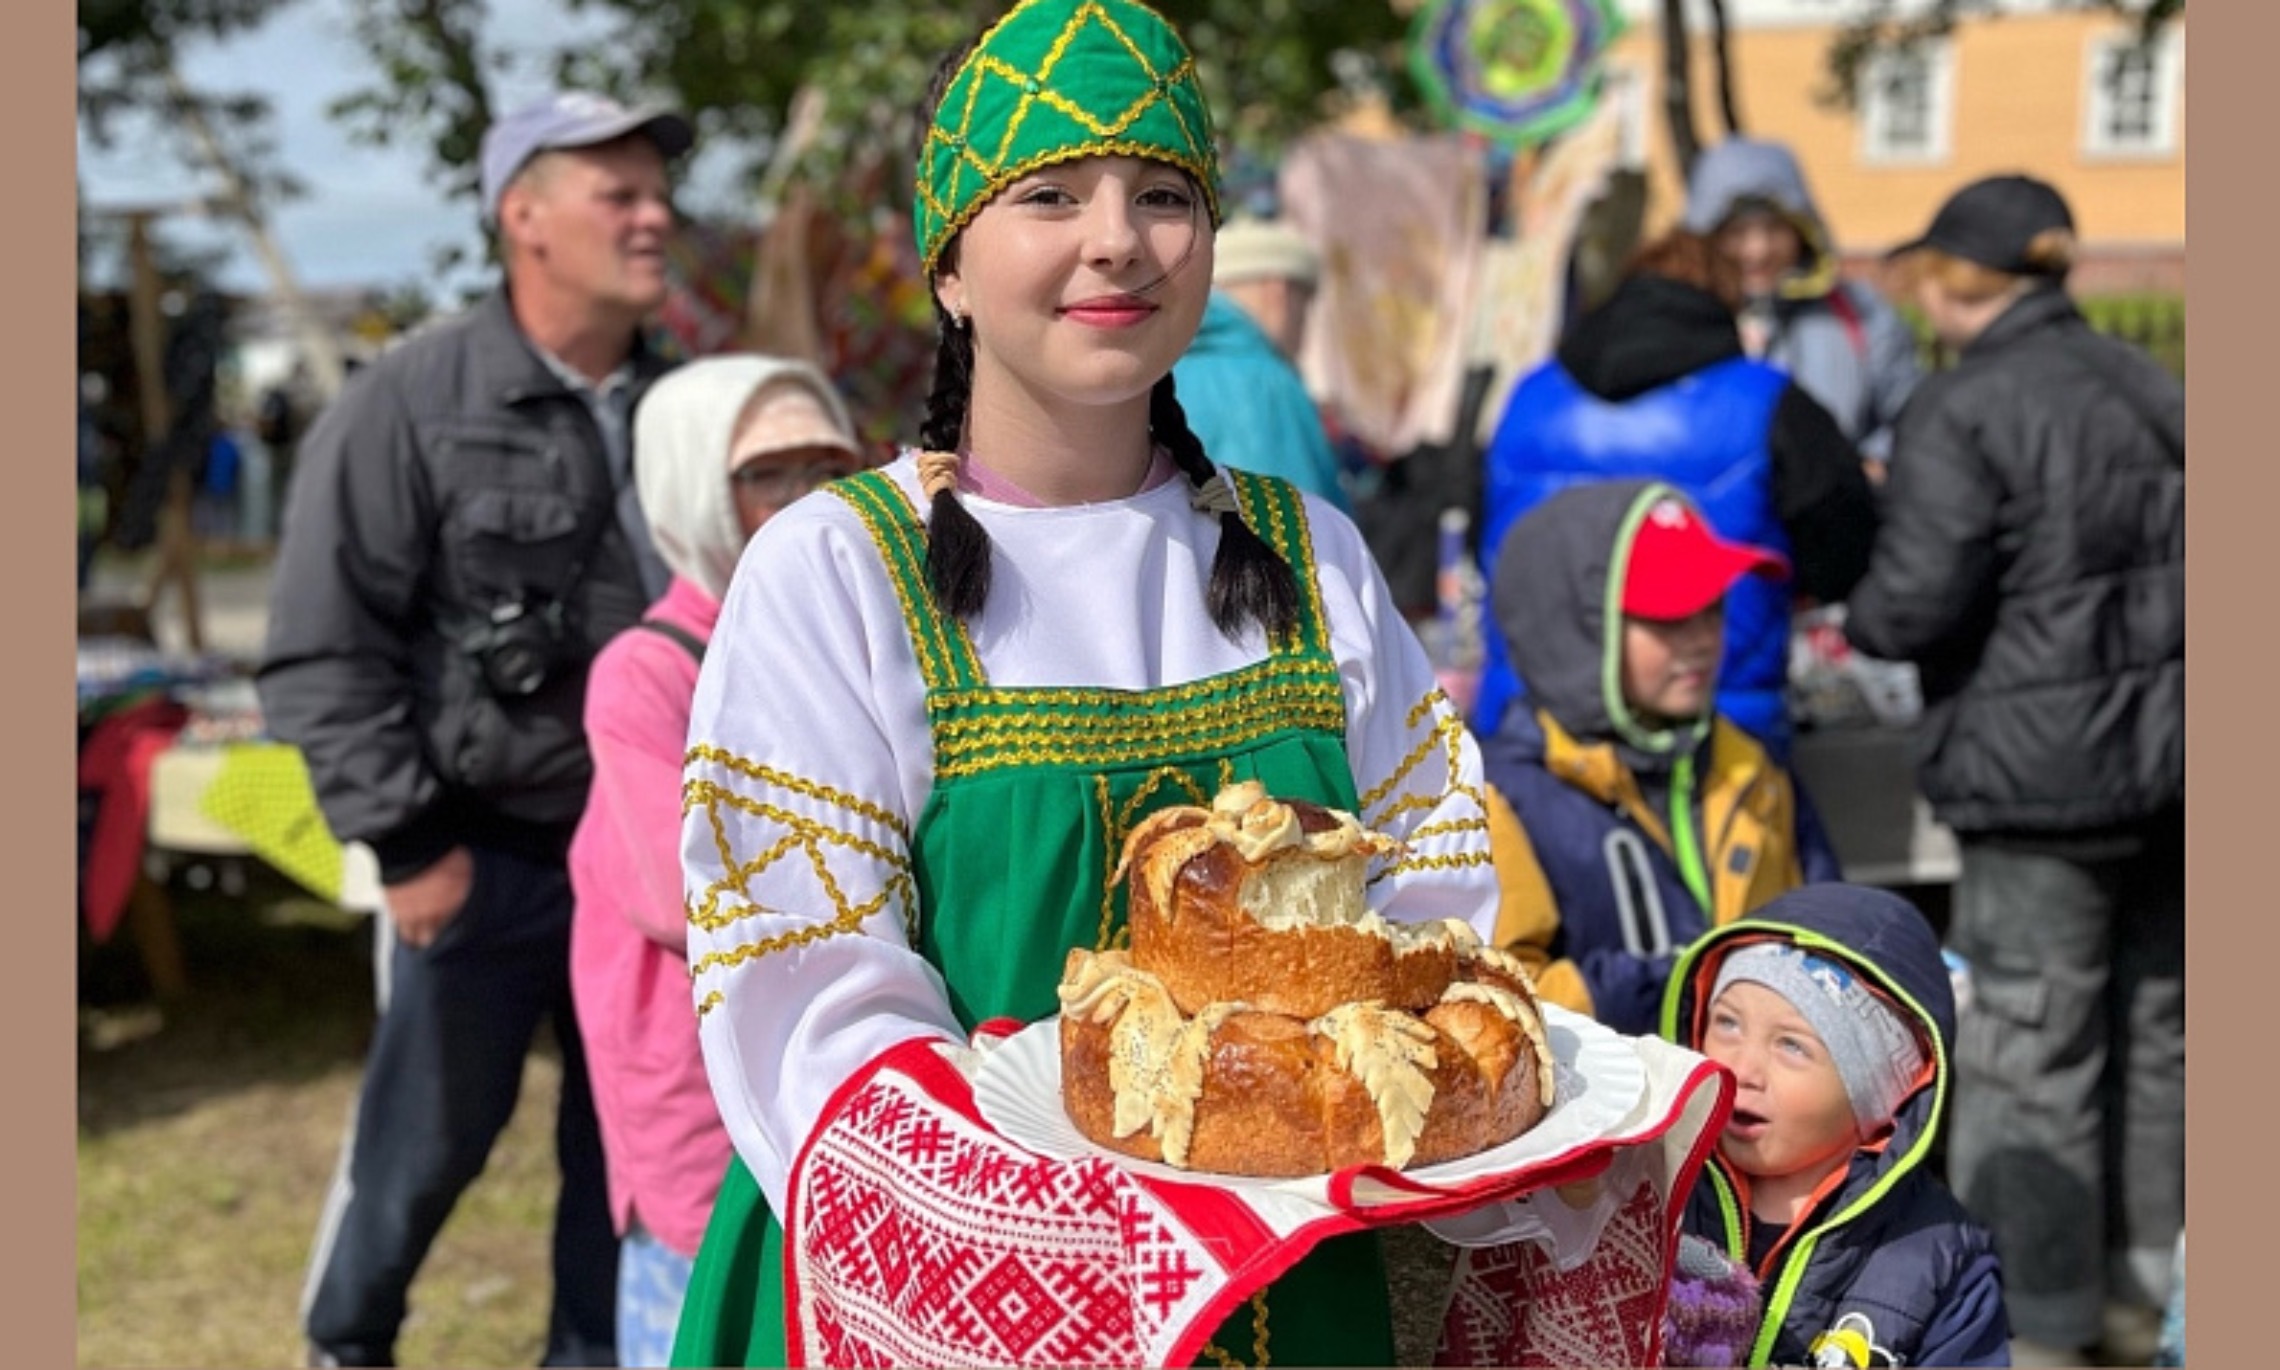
[1622,495,1791,621]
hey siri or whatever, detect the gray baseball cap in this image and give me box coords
[479,91,696,222]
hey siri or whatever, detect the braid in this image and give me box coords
[918,300,992,620]
[1150,374,1302,643]
[919,299,971,453]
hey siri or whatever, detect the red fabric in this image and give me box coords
[782,1033,1732,1368]
[1437,1058,1735,1368]
[77,697,190,944]
[1436,1180,1675,1367]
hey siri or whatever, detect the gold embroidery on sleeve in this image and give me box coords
[685,744,911,840]
[680,751,920,1015]
[682,780,912,924]
[1354,687,1493,884]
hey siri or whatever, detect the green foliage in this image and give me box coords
[327,0,496,208]
[1818,0,2184,110]
[78,0,287,61]
[333,0,1416,224]
[1896,292,2183,379]
[78,0,302,167]
[78,0,308,296]
[2080,292,2185,378]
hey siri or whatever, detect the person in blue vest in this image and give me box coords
[1473,228,1876,761]
[1481,478,1842,1034]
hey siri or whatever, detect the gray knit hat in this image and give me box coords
[1712,944,1926,1133]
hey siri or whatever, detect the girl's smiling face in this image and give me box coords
[932,155,1211,415]
[1701,979,1861,1197]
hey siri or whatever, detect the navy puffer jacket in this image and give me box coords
[1662,884,2011,1368]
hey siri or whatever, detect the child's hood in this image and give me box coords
[1489,477,1698,753]
[1662,882,1956,1146]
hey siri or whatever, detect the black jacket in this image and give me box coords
[1844,286,2184,835]
[258,290,677,881]
[1554,277,1878,607]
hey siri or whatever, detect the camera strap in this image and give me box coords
[632,618,707,664]
[447,482,622,671]
[547,494,618,619]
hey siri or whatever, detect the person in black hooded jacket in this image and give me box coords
[1844,175,2183,1367]
[1474,229,1878,760]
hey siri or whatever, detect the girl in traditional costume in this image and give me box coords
[671,0,1499,1362]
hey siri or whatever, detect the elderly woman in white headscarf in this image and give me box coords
[565,355,864,1367]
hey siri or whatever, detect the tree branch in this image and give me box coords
[1660,0,1701,179]
[1707,0,1743,136]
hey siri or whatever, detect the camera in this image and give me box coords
[464,596,568,698]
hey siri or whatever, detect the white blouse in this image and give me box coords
[681,455,1498,1212]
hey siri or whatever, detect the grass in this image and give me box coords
[77,864,1464,1369]
[77,867,561,1368]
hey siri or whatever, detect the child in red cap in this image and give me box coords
[1479,477,1843,1033]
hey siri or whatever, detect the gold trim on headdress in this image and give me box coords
[913,0,1224,276]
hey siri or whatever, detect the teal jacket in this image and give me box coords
[1172,292,1352,514]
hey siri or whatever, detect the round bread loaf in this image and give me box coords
[1057,948,1555,1175]
[1056,783,1557,1176]
[1120,786,1457,1020]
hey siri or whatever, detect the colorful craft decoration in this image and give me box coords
[655,219,760,362]
[651,207,937,456]
[1408,0,1628,149]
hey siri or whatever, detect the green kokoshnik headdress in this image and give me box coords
[914,0,1224,277]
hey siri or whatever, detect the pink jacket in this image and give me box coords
[568,576,729,1257]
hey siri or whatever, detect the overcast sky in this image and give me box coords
[76,0,743,299]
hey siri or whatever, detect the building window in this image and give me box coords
[1859,42,1954,165]
[2084,30,2182,158]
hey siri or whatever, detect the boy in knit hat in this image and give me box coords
[1662,885,2010,1367]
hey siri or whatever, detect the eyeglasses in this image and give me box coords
[731,460,859,504]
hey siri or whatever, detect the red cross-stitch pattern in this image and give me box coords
[787,1039,1722,1368]
[1435,1181,1673,1368]
[794,1069,1233,1366]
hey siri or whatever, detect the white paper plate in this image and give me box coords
[972,1002,1647,1205]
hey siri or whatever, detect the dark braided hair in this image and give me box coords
[914,34,996,621]
[908,24,1301,642]
[1149,373,1302,643]
[917,299,994,618]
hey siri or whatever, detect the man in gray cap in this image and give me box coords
[260,90,694,1367]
